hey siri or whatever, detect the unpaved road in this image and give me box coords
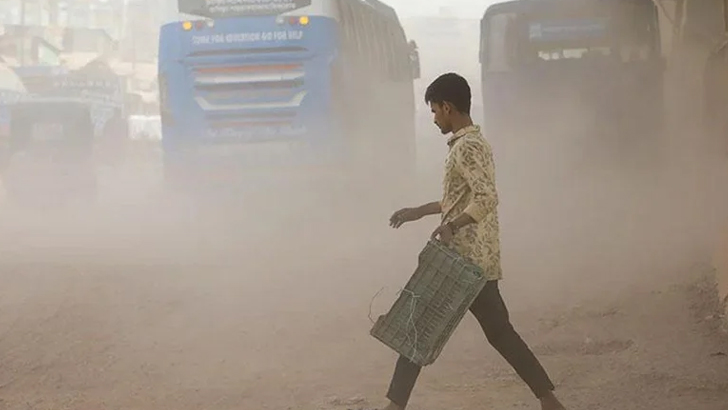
[0,211,726,410]
[0,130,727,410]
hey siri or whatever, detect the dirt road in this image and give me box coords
[0,214,725,410]
[1,129,727,410]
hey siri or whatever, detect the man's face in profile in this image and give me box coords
[430,102,452,135]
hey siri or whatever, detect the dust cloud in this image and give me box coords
[1,8,727,410]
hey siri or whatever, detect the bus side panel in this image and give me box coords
[158,24,189,151]
[331,13,416,180]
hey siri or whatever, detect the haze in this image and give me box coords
[0,1,726,410]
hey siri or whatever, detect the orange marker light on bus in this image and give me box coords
[299,16,310,25]
[182,21,193,30]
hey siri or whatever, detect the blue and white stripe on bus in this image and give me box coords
[195,91,306,111]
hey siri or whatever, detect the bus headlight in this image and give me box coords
[277,15,309,26]
[182,21,193,31]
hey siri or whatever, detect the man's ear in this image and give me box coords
[442,102,452,115]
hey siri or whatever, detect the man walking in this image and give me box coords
[383,73,566,410]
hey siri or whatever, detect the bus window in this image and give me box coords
[614,2,656,61]
[384,24,399,80]
[349,4,370,67]
[358,10,377,71]
[372,17,390,79]
[537,47,610,61]
[485,12,518,72]
[337,0,357,57]
[364,11,379,73]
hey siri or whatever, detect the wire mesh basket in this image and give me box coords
[370,239,488,367]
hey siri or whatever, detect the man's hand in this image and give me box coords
[430,222,455,245]
[389,207,425,228]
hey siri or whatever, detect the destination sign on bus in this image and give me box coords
[528,19,608,41]
[192,29,303,44]
[179,0,313,17]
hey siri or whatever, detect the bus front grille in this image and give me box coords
[191,63,307,118]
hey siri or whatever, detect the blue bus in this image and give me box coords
[158,0,420,195]
[480,0,664,139]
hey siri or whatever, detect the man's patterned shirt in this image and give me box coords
[441,124,503,281]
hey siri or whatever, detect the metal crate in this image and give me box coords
[370,239,488,367]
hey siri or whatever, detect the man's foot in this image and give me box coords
[382,402,404,410]
[540,392,566,410]
[349,404,403,410]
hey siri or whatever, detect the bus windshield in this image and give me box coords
[178,0,313,18]
[484,0,658,71]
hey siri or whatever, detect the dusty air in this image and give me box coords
[0,0,726,409]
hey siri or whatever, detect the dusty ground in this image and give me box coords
[0,122,728,410]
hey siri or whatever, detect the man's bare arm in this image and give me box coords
[416,201,442,217]
[390,201,441,228]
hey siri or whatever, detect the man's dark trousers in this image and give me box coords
[386,281,555,407]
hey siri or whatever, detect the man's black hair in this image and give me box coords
[424,73,471,115]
